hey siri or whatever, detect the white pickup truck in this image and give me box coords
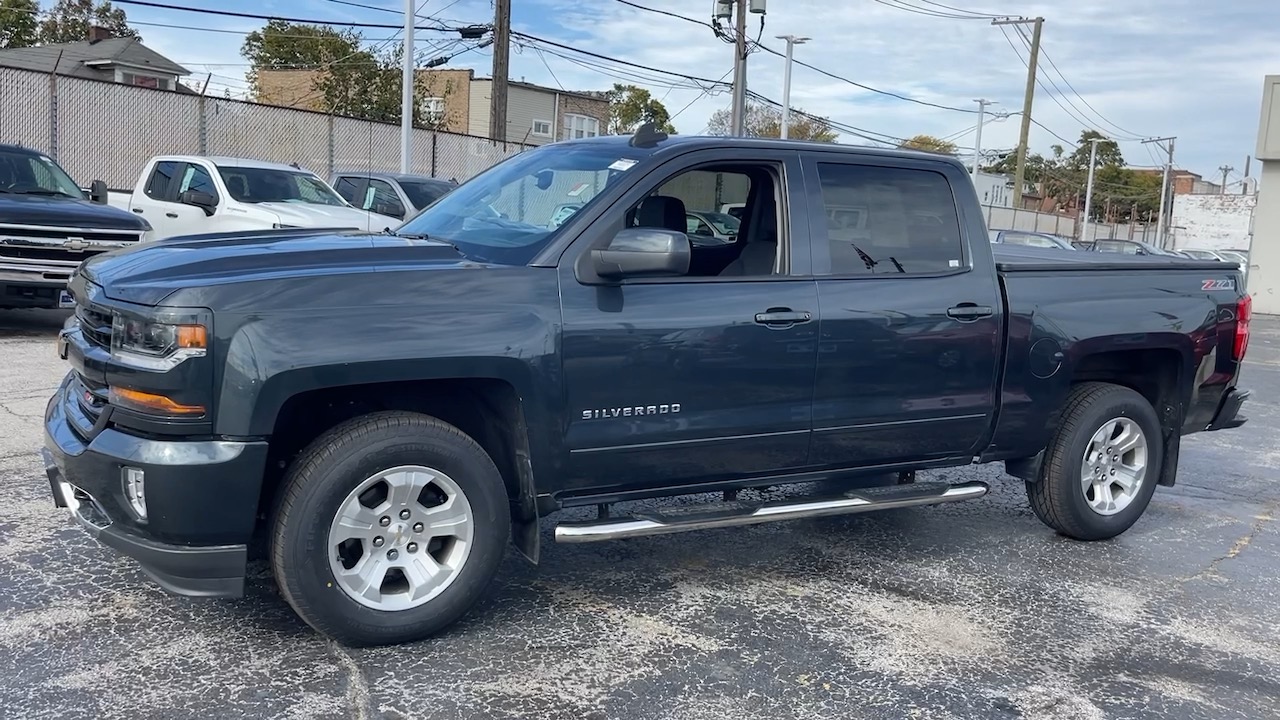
[108,156,400,240]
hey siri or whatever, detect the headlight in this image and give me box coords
[111,313,207,370]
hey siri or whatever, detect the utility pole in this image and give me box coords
[776,34,808,139]
[489,0,511,143]
[729,0,749,135]
[1219,165,1234,194]
[992,16,1043,208]
[1143,136,1176,248]
[972,98,994,181]
[1081,137,1103,243]
[399,0,415,172]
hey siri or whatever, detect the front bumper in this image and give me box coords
[1207,388,1249,431]
[42,375,269,597]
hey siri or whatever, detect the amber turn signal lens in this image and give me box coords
[175,325,208,349]
[110,387,206,416]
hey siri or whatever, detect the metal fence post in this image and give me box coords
[431,136,437,177]
[197,95,208,155]
[327,114,335,177]
[48,52,63,160]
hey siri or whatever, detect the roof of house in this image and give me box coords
[0,37,189,79]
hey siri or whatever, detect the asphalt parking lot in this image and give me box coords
[1,308,1277,720]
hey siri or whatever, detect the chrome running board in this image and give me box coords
[554,481,989,543]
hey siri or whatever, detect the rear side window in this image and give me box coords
[333,176,364,204]
[144,161,179,200]
[815,163,963,275]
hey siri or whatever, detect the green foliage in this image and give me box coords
[984,130,1161,221]
[38,0,137,45]
[706,101,837,142]
[898,134,957,155]
[0,0,40,49]
[605,84,676,135]
[242,21,440,126]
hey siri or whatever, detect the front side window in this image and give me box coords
[815,163,963,275]
[178,163,217,199]
[395,142,654,265]
[333,176,364,204]
[1001,232,1057,249]
[399,180,452,209]
[365,179,405,218]
[216,165,346,206]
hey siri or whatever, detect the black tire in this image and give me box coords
[271,411,510,646]
[1026,382,1163,541]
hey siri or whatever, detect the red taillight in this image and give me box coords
[1234,294,1252,360]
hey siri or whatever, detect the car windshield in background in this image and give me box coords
[396,142,653,265]
[0,149,83,199]
[401,181,454,209]
[701,212,740,235]
[216,165,346,206]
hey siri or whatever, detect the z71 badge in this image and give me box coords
[1202,279,1236,291]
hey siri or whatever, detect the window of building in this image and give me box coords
[531,119,552,138]
[419,96,445,125]
[120,71,170,91]
[815,163,964,275]
[565,114,599,139]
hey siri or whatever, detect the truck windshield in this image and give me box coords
[395,142,652,265]
[216,165,347,206]
[0,148,83,199]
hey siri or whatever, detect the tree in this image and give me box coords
[605,84,676,135]
[38,0,138,44]
[242,21,442,126]
[705,102,837,142]
[1066,130,1123,172]
[0,0,40,49]
[898,134,957,155]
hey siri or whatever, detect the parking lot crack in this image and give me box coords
[326,640,372,720]
[1186,503,1276,581]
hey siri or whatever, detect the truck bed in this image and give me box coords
[991,244,1231,273]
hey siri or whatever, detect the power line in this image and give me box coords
[1029,42,1148,141]
[111,0,464,32]
[609,0,977,113]
[869,0,992,20]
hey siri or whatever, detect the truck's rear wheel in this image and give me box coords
[271,411,510,646]
[1026,382,1162,540]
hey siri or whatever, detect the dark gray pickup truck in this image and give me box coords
[43,128,1250,646]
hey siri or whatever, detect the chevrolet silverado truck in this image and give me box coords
[43,128,1251,647]
[0,144,149,310]
[107,155,400,240]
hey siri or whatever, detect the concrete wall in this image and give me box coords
[1169,194,1256,251]
[1250,162,1280,312]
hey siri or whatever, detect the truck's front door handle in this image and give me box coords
[131,208,144,214]
[754,309,812,328]
[165,212,179,218]
[946,304,994,322]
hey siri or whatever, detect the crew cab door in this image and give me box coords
[800,153,1001,467]
[557,150,818,495]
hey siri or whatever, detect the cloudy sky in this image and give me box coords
[119,0,1280,182]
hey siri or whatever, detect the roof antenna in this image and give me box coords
[629,122,668,149]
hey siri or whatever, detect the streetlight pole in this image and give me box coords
[1081,137,1103,243]
[972,98,993,181]
[776,35,808,139]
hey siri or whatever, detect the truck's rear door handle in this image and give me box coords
[165,212,179,218]
[946,303,993,322]
[755,309,812,328]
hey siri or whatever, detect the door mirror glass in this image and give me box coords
[592,228,691,279]
[179,189,217,216]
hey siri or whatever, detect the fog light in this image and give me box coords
[122,467,147,520]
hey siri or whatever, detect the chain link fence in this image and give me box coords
[0,66,529,188]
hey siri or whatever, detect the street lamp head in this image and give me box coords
[775,35,809,44]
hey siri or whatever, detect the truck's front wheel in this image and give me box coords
[1026,382,1162,540]
[271,411,510,646]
